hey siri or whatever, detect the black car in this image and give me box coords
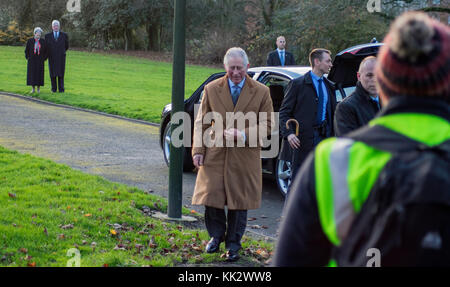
[160,42,383,196]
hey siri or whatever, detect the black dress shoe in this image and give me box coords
[205,237,222,253]
[225,250,240,262]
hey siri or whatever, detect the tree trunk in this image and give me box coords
[124,29,128,51]
[147,23,161,51]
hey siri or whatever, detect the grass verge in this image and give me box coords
[0,45,222,123]
[0,146,273,267]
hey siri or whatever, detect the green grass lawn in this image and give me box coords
[0,145,273,267]
[0,45,222,123]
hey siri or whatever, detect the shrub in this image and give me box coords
[0,20,32,46]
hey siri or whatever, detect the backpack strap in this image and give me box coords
[344,124,450,156]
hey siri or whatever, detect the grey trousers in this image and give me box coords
[205,206,247,251]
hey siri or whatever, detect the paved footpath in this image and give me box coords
[0,93,285,239]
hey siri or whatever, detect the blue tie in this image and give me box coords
[232,85,240,106]
[280,51,285,66]
[317,79,325,124]
[373,98,381,110]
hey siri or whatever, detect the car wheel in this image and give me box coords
[162,122,195,172]
[275,158,291,197]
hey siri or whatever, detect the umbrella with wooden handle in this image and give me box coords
[285,119,300,183]
[286,119,299,138]
[286,119,300,194]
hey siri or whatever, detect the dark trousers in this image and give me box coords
[205,206,247,251]
[286,129,326,200]
[51,76,64,92]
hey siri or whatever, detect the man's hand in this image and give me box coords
[193,154,204,168]
[287,134,301,149]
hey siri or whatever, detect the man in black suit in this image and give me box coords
[45,20,69,93]
[279,49,336,196]
[266,36,295,66]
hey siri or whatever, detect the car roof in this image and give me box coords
[335,42,384,57]
[249,66,311,79]
[328,42,383,87]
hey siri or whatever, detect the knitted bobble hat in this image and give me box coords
[376,12,449,102]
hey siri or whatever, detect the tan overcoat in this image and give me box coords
[191,74,273,210]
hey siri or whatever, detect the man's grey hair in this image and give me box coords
[34,27,43,34]
[223,47,249,67]
[52,20,60,27]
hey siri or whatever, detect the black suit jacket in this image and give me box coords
[45,31,69,77]
[266,50,296,66]
[279,71,337,165]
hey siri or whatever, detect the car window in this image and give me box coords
[261,74,290,112]
[335,89,344,102]
[336,86,357,102]
[198,90,205,103]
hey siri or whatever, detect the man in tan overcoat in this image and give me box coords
[192,47,273,262]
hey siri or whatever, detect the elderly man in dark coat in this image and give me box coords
[25,27,47,93]
[45,20,69,93]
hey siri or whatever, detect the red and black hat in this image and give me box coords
[376,12,449,102]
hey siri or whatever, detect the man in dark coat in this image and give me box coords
[279,49,336,196]
[25,27,47,93]
[266,36,296,66]
[45,20,69,93]
[334,56,381,136]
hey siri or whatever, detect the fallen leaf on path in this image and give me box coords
[256,249,270,259]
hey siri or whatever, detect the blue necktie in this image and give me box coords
[317,79,325,124]
[232,85,240,106]
[54,32,59,40]
[280,51,285,66]
[374,99,380,110]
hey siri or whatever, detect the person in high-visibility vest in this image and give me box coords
[273,11,450,267]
